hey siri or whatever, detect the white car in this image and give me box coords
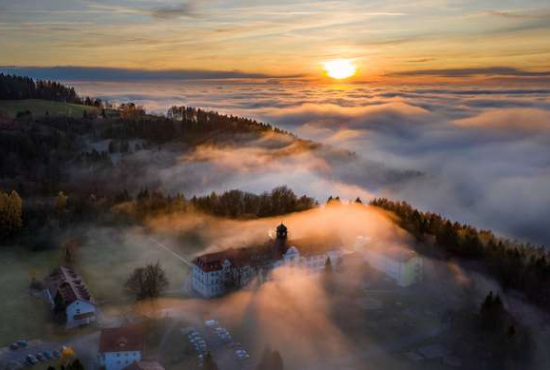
[235,350,249,360]
[205,319,218,327]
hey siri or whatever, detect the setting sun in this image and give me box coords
[323,59,357,80]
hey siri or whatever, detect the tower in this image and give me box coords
[276,223,288,244]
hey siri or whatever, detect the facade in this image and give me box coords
[191,224,344,298]
[99,327,144,370]
[43,266,97,328]
[357,237,423,287]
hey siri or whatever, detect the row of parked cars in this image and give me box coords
[24,349,61,366]
[185,328,209,367]
[205,320,250,362]
[7,340,63,368]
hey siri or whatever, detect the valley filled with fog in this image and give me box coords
[72,79,550,247]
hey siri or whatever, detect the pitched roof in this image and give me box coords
[386,247,418,262]
[100,327,144,353]
[193,243,284,272]
[123,362,165,370]
[44,266,94,305]
[290,236,343,257]
[193,234,343,272]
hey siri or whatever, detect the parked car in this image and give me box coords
[35,353,45,362]
[52,350,61,359]
[25,355,38,365]
[205,319,218,327]
[235,350,250,360]
[16,340,28,348]
[10,343,19,350]
[42,351,53,360]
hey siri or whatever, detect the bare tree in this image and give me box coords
[125,262,169,300]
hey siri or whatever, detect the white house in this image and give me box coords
[43,266,97,328]
[356,236,423,287]
[191,224,344,298]
[99,327,144,370]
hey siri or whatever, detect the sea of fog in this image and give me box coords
[70,79,550,247]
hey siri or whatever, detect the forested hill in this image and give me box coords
[0,75,319,199]
[0,73,80,102]
[370,198,550,311]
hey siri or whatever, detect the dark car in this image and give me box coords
[52,350,61,359]
[25,355,38,365]
[35,353,45,362]
[42,351,53,360]
[16,340,28,348]
[10,343,19,350]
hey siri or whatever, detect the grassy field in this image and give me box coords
[0,99,98,119]
[0,246,60,346]
[0,226,195,347]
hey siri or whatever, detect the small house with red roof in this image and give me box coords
[43,266,97,328]
[99,326,144,370]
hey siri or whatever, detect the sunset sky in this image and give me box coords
[1,0,550,81]
[1,1,550,245]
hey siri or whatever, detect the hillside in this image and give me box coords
[0,99,98,119]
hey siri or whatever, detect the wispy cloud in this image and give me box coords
[389,67,550,78]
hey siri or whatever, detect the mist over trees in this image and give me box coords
[370,198,550,311]
[126,186,316,219]
[256,347,284,370]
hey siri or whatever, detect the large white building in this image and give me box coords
[192,224,344,298]
[357,236,423,287]
[99,327,143,370]
[43,266,97,328]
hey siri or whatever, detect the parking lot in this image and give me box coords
[181,319,253,370]
[0,340,64,370]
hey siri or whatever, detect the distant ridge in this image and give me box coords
[0,66,303,82]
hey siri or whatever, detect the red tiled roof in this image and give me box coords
[193,234,343,272]
[100,327,144,353]
[193,243,285,272]
[45,266,94,305]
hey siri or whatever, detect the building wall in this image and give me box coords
[399,257,423,287]
[192,265,224,298]
[99,351,142,370]
[191,248,345,298]
[363,250,422,287]
[66,300,96,328]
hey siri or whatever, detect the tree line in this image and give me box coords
[119,185,316,219]
[0,74,80,102]
[370,198,550,311]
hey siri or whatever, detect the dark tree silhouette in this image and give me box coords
[125,262,169,300]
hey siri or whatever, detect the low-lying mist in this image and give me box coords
[67,203,548,369]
